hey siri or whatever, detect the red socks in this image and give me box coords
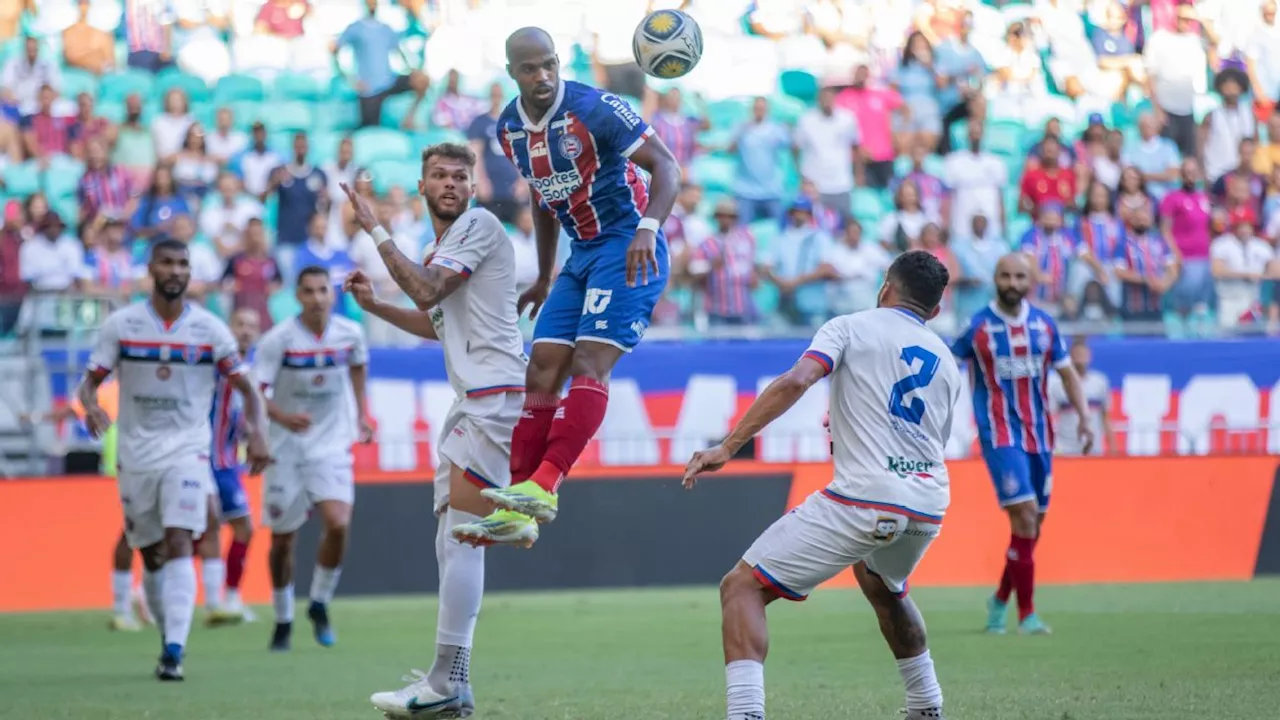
[529,377,609,494]
[509,393,560,483]
[996,535,1038,621]
[225,539,248,590]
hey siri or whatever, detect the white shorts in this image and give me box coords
[263,453,355,534]
[742,490,942,600]
[117,455,212,549]
[433,392,522,514]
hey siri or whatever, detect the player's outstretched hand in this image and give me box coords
[357,417,375,444]
[626,228,660,288]
[344,269,377,310]
[339,182,377,234]
[1078,424,1095,456]
[84,406,111,439]
[518,278,550,320]
[683,444,732,489]
[245,431,272,475]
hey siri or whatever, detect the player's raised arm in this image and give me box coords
[344,269,438,340]
[339,181,466,311]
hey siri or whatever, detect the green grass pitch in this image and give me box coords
[3,581,1279,719]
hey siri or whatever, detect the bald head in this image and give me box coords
[506,27,560,117]
[994,253,1032,311]
[505,27,555,62]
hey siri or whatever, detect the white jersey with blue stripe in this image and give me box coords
[253,315,368,460]
[423,207,527,400]
[950,301,1070,453]
[87,302,246,470]
[802,307,962,521]
[497,80,654,243]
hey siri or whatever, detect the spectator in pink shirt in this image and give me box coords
[836,64,908,189]
[1159,158,1213,317]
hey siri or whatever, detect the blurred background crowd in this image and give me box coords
[1,0,1279,344]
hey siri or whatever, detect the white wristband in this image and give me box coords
[637,217,661,234]
[371,226,391,246]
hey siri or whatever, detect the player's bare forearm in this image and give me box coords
[1056,365,1090,421]
[364,298,439,340]
[377,241,465,310]
[349,363,369,420]
[531,196,560,283]
[721,358,827,454]
[230,372,268,437]
[629,136,681,227]
[264,395,291,424]
[76,371,105,414]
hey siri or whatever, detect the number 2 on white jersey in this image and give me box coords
[888,345,940,425]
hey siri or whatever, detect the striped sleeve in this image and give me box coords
[801,318,845,376]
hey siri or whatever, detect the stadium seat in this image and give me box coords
[770,95,807,124]
[60,68,99,101]
[380,93,430,130]
[368,159,421,195]
[308,131,339,165]
[271,102,314,133]
[155,69,211,103]
[1,162,41,197]
[98,69,155,103]
[95,99,125,124]
[214,74,267,105]
[42,157,85,201]
[851,188,886,219]
[705,98,750,131]
[53,197,80,226]
[984,121,1025,156]
[689,155,736,194]
[353,127,413,167]
[228,99,265,130]
[779,70,819,105]
[273,72,325,102]
[312,100,361,132]
[412,128,467,155]
[748,219,779,256]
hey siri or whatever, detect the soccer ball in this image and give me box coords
[632,9,704,80]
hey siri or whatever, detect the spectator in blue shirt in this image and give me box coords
[1121,112,1181,202]
[729,97,791,225]
[266,131,328,254]
[893,32,944,151]
[336,0,429,129]
[129,162,191,246]
[950,211,1006,319]
[759,198,832,327]
[935,10,986,153]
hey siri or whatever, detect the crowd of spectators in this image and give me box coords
[1,0,1279,344]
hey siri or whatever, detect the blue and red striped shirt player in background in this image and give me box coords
[950,252,1094,636]
[201,307,262,622]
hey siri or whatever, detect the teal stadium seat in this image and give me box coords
[43,157,85,201]
[313,100,361,132]
[214,74,266,105]
[271,102,313,133]
[706,98,751,131]
[353,128,413,166]
[60,68,99,101]
[689,155,736,194]
[53,197,80,226]
[748,219,779,256]
[851,187,886,222]
[308,131,339,165]
[99,69,155,103]
[779,70,819,105]
[273,73,325,102]
[155,69,211,103]
[983,121,1025,156]
[229,100,263,130]
[770,95,807,125]
[368,159,421,195]
[380,93,429,129]
[327,76,359,103]
[96,100,125,124]
[2,162,41,197]
[413,128,467,155]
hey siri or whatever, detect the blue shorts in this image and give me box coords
[532,231,670,352]
[980,445,1053,512]
[212,466,251,521]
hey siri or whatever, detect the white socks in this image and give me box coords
[726,659,765,720]
[226,587,243,608]
[111,570,134,618]
[897,650,943,711]
[142,568,165,628]
[427,508,484,691]
[273,584,295,623]
[202,558,225,610]
[310,565,343,606]
[161,557,196,649]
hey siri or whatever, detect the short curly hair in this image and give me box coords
[421,142,477,169]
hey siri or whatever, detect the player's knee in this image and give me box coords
[1009,505,1038,536]
[568,344,616,382]
[719,563,756,607]
[163,528,194,559]
[270,532,295,555]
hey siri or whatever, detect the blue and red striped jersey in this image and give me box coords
[210,349,253,471]
[950,301,1070,452]
[497,80,654,243]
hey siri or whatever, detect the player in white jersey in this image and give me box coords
[684,251,961,720]
[1048,339,1115,456]
[340,142,532,719]
[254,266,372,652]
[77,239,271,681]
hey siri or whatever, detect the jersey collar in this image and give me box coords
[989,299,1030,325]
[517,80,566,133]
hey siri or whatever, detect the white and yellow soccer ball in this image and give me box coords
[632,9,704,80]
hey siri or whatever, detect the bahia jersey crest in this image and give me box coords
[497,80,654,243]
[951,302,1070,453]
